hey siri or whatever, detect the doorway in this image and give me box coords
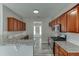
[33,21,42,55]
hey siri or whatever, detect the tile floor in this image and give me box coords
[33,43,53,56]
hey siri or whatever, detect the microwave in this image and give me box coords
[52,24,61,32]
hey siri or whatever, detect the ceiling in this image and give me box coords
[4,3,77,20]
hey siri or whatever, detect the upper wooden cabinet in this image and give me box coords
[49,4,79,33]
[7,17,26,31]
[17,21,21,31]
[14,19,18,31]
[8,17,14,31]
[60,14,67,32]
[67,8,77,32]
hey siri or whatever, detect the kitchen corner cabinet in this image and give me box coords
[7,17,26,31]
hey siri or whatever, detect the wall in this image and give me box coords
[2,5,27,42]
[42,18,54,43]
[0,4,3,42]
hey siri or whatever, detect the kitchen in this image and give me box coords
[0,3,79,56]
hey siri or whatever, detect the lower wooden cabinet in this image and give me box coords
[55,43,59,56]
[58,46,68,56]
[55,43,79,56]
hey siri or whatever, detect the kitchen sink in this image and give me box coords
[51,36,66,41]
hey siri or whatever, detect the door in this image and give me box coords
[33,21,42,53]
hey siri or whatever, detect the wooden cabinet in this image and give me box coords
[7,17,26,31]
[17,21,20,31]
[58,46,68,56]
[75,6,79,32]
[60,14,67,32]
[55,43,59,56]
[20,21,23,31]
[54,43,67,56]
[49,18,59,27]
[49,14,67,32]
[55,43,79,56]
[67,7,77,32]
[8,17,14,31]
[14,19,18,31]
[49,4,79,33]
[24,23,26,30]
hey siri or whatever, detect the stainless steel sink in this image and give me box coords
[51,36,66,41]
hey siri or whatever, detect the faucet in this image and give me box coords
[64,34,67,40]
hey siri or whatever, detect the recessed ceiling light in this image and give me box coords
[33,9,39,14]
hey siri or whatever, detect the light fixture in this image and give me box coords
[33,9,39,14]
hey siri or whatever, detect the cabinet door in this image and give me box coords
[24,23,26,30]
[14,19,18,31]
[20,22,22,31]
[8,18,14,31]
[59,46,68,56]
[20,21,22,31]
[55,43,59,56]
[76,6,79,32]
[57,19,60,24]
[60,14,67,32]
[23,23,25,31]
[67,8,77,32]
[17,21,20,31]
[22,23,23,31]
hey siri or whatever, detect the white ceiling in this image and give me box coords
[4,3,77,20]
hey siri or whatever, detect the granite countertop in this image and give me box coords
[55,41,79,53]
